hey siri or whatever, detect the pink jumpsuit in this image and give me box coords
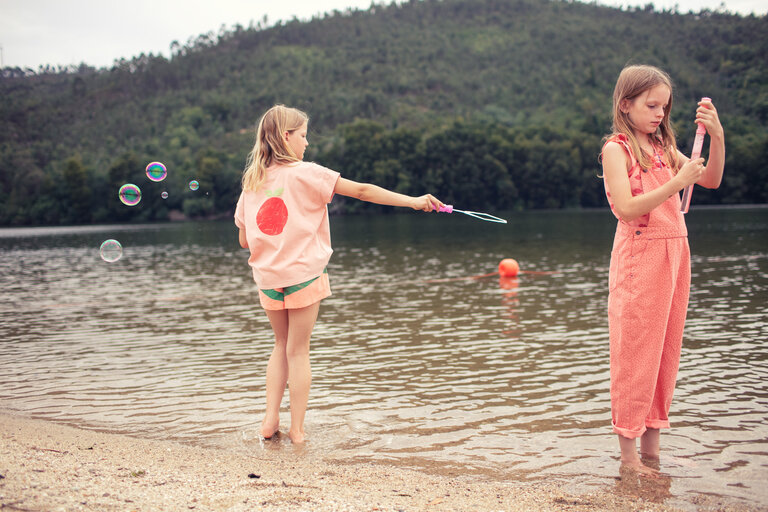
[603,134,691,439]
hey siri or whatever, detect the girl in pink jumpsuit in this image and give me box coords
[601,65,725,474]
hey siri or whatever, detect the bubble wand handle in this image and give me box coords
[681,97,710,214]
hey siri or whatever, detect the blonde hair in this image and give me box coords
[608,65,679,172]
[241,105,309,191]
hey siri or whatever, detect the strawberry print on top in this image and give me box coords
[257,188,288,236]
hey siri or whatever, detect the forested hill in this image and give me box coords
[1,0,767,226]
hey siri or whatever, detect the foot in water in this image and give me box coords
[260,420,280,440]
[621,457,660,477]
[288,429,305,444]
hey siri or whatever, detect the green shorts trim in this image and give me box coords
[259,269,330,310]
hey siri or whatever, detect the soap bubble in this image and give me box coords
[118,184,142,206]
[189,180,199,191]
[145,162,167,182]
[161,191,169,199]
[100,239,123,263]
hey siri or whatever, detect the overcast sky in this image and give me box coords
[1,0,765,70]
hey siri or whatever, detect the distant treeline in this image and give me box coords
[1,0,766,226]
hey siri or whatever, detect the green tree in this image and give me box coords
[61,156,92,224]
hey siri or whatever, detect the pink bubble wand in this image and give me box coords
[680,97,710,214]
[434,204,507,224]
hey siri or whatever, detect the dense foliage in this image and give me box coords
[1,0,766,226]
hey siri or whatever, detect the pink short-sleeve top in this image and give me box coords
[235,161,340,289]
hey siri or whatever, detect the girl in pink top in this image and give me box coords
[235,105,442,443]
[601,65,725,475]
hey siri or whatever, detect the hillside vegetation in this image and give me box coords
[1,0,766,226]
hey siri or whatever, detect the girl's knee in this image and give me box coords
[286,344,309,360]
[285,336,310,358]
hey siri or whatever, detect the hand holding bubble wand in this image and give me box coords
[680,97,711,214]
[433,204,507,223]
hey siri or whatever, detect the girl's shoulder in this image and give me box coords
[281,161,340,194]
[293,160,333,170]
[267,161,316,181]
[284,161,339,179]
[280,160,322,173]
[602,134,640,176]
[603,133,629,149]
[602,133,635,160]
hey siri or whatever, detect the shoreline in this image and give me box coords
[1,202,767,234]
[1,413,758,512]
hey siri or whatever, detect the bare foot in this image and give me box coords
[640,454,661,471]
[616,461,672,503]
[288,429,305,444]
[260,420,280,439]
[621,458,660,477]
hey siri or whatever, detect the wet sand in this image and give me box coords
[0,412,758,511]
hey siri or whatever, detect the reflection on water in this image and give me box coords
[1,208,766,510]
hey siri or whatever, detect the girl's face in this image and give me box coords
[285,121,308,160]
[622,84,670,138]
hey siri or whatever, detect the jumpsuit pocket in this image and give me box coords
[609,237,649,292]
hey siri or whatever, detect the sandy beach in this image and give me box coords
[1,412,761,512]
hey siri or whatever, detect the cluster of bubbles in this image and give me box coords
[100,161,201,263]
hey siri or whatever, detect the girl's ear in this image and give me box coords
[619,99,630,113]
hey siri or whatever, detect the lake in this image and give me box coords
[0,207,766,510]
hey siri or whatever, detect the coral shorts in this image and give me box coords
[258,270,331,310]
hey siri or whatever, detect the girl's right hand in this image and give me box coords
[412,194,443,212]
[676,157,706,189]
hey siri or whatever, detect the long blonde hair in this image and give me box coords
[241,105,308,191]
[608,65,679,172]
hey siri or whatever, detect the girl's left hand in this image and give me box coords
[696,99,724,139]
[413,194,443,212]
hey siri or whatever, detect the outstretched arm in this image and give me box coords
[334,177,443,212]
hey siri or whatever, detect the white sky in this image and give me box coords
[1,0,765,70]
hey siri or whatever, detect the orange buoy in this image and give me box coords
[498,258,519,277]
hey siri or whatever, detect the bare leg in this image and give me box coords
[284,302,320,443]
[619,434,659,476]
[262,309,289,438]
[640,428,660,459]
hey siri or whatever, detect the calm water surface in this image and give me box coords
[1,208,766,510]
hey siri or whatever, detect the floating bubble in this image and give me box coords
[145,162,167,182]
[161,191,169,199]
[100,239,123,263]
[189,180,199,191]
[119,184,142,206]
